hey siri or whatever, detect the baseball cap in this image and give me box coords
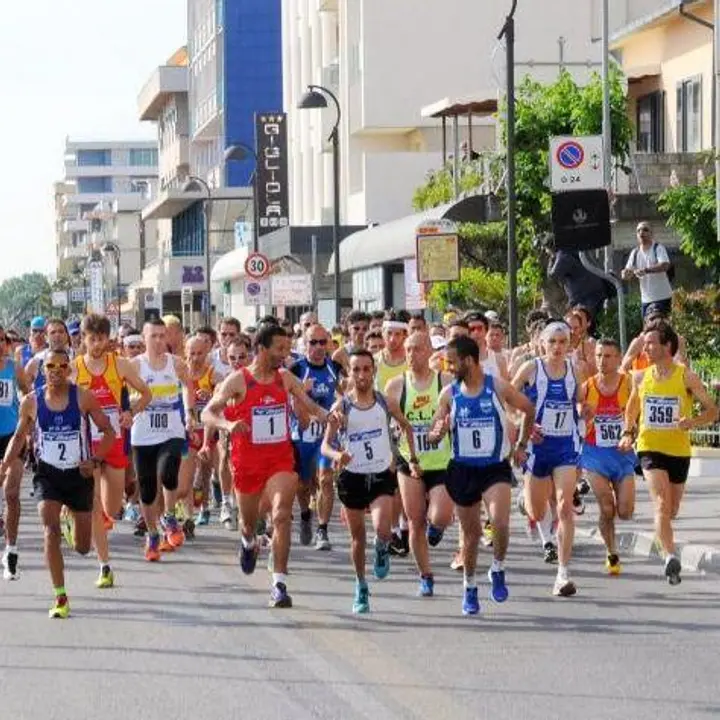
[67,320,81,336]
[485,310,500,322]
[431,335,447,350]
[30,316,46,330]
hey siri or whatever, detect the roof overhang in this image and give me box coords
[611,0,687,46]
[625,63,662,82]
[137,65,188,122]
[141,186,253,221]
[211,247,247,283]
[421,93,498,119]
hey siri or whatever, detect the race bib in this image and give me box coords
[457,419,495,459]
[542,401,574,438]
[301,419,325,444]
[90,408,121,442]
[347,428,391,473]
[251,405,287,444]
[148,411,170,432]
[644,396,679,430]
[595,415,623,449]
[0,379,13,407]
[42,431,81,469]
[412,423,435,455]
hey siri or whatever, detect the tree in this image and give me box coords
[0,273,53,329]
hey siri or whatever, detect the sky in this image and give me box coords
[0,1,187,283]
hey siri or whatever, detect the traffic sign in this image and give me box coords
[244,252,271,280]
[549,135,604,192]
[243,278,271,306]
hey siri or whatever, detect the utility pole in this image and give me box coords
[602,0,612,272]
[715,0,720,244]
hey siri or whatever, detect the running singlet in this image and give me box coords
[398,371,451,472]
[226,367,294,477]
[632,351,650,371]
[374,353,407,392]
[75,353,124,445]
[450,375,509,467]
[193,365,216,413]
[0,358,19,436]
[131,354,186,446]
[341,393,394,475]
[290,358,340,444]
[35,385,89,470]
[636,364,692,457]
[20,344,35,367]
[584,374,631,449]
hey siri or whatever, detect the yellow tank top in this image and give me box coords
[75,352,123,406]
[636,364,692,457]
[374,353,407,392]
[397,371,452,471]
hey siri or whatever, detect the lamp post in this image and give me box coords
[101,241,122,329]
[297,84,342,323]
[182,176,212,325]
[223,143,259,253]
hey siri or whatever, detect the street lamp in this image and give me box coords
[182,176,212,325]
[101,241,121,329]
[297,84,342,323]
[224,143,259,253]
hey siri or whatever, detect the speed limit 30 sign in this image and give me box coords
[244,252,271,279]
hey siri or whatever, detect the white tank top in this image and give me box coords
[131,354,186,446]
[343,394,394,475]
[481,349,501,378]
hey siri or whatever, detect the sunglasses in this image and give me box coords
[308,339,327,347]
[45,363,69,371]
[31,328,45,334]
[228,355,248,363]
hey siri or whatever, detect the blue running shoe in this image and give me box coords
[195,509,211,526]
[352,580,370,614]
[488,569,509,603]
[373,538,390,580]
[269,582,292,608]
[462,586,480,616]
[239,539,258,575]
[426,524,444,548]
[418,575,434,597]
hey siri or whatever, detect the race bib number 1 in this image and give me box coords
[252,405,288,444]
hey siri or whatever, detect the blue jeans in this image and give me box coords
[642,297,672,319]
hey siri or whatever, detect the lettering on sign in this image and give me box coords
[255,112,290,237]
[182,266,204,284]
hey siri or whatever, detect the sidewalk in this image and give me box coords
[577,470,720,575]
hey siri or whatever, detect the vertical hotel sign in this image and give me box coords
[255,113,290,237]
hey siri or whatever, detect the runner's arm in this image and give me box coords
[495,352,510,381]
[201,371,246,432]
[386,394,418,463]
[620,371,643,443]
[621,336,643,373]
[681,369,719,429]
[174,356,197,421]
[428,386,452,445]
[320,401,350,466]
[496,378,535,447]
[24,357,38,384]
[384,374,403,405]
[14,360,30,395]
[79,387,116,461]
[511,359,535,392]
[282,370,328,422]
[116,357,152,416]
[0,395,35,469]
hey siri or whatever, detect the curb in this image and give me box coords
[577,526,720,576]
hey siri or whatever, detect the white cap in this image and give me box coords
[431,335,447,350]
[485,310,499,322]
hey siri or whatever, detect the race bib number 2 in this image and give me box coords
[43,432,81,469]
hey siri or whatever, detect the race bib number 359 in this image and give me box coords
[644,396,679,430]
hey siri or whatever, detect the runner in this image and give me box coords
[365,331,384,355]
[321,349,420,614]
[578,338,637,574]
[385,332,454,597]
[0,348,115,618]
[621,308,688,372]
[0,326,30,581]
[202,323,329,608]
[25,318,72,390]
[131,319,196,561]
[620,320,718,585]
[16,316,47,367]
[332,310,370,371]
[464,311,509,380]
[429,336,535,615]
[512,321,582,596]
[162,314,185,355]
[75,314,152,587]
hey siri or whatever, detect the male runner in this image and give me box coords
[578,339,637,574]
[430,336,534,615]
[620,320,717,585]
[385,331,454,597]
[131,319,196,561]
[162,314,185,355]
[333,310,370,371]
[322,349,420,614]
[16,316,47,367]
[464,311,508,380]
[290,323,343,550]
[25,318,72,390]
[75,313,152,587]
[365,331,384,355]
[202,323,328,608]
[0,327,30,580]
[0,348,115,617]
[513,321,582,596]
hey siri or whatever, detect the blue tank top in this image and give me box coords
[528,359,581,456]
[450,375,509,467]
[35,384,90,470]
[290,358,340,444]
[0,358,19,436]
[32,350,48,393]
[20,344,34,367]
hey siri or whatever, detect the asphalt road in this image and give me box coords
[1,485,719,720]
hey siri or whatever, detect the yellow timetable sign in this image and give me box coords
[415,220,460,283]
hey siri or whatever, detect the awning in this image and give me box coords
[421,93,498,119]
[625,63,662,82]
[327,194,499,274]
[211,247,247,283]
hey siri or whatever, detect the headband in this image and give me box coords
[123,334,143,345]
[382,321,408,332]
[541,321,571,341]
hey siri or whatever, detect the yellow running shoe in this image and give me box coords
[49,596,70,619]
[60,507,74,549]
[605,553,622,576]
[95,567,114,589]
[481,522,495,548]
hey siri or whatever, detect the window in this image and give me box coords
[676,77,702,152]
[130,179,151,196]
[636,91,664,153]
[77,177,112,193]
[171,203,205,257]
[79,203,97,215]
[76,149,111,166]
[129,148,159,166]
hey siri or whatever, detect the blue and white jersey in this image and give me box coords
[450,375,509,468]
[290,357,341,445]
[528,358,581,456]
[35,384,90,470]
[0,358,20,436]
[20,344,35,367]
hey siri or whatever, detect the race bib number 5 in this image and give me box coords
[252,405,288,444]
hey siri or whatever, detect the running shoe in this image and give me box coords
[578,478,591,496]
[314,526,331,551]
[145,534,161,562]
[269,582,293,608]
[462,586,480,616]
[665,556,682,586]
[239,539,259,575]
[159,535,175,553]
[606,553,622,576]
[219,500,232,527]
[211,480,222,509]
[572,489,585,515]
[133,517,147,537]
[418,575,434,598]
[552,577,577,597]
[543,542,558,564]
[60,507,74,549]
[299,514,313,546]
[2,550,18,581]
[162,514,185,548]
[123,503,140,523]
[450,550,464,572]
[183,518,196,540]
[49,595,70,619]
[352,580,370,614]
[174,502,187,523]
[195,509,211,526]
[389,532,407,557]
[373,538,391,580]
[426,524,444,547]
[95,566,114,589]
[481,522,495,548]
[488,568,509,603]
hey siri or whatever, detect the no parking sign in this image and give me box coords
[550,136,604,192]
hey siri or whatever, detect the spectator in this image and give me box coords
[621,222,673,319]
[548,249,609,323]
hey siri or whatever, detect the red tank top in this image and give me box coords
[584,374,630,447]
[227,367,294,474]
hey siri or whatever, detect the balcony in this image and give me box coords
[138,65,188,122]
[62,245,89,260]
[65,163,159,179]
[63,219,90,233]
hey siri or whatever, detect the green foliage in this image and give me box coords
[657,177,720,280]
[671,286,720,358]
[0,273,52,329]
[692,355,720,380]
[595,295,644,342]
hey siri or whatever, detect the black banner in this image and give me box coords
[551,189,611,251]
[255,112,290,237]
